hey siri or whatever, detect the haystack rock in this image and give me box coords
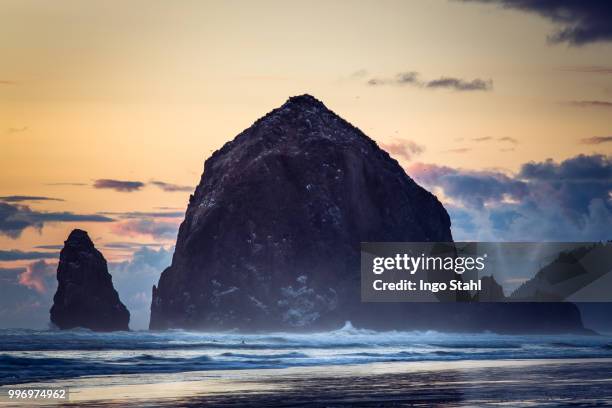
[150,94,586,333]
[50,229,129,331]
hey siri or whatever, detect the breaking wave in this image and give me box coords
[1,323,611,385]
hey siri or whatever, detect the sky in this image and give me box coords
[1,0,611,329]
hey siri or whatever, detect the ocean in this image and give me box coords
[2,322,612,386]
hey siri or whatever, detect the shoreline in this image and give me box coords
[3,357,612,406]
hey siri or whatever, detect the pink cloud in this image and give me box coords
[18,260,56,294]
[380,139,424,161]
[111,219,180,240]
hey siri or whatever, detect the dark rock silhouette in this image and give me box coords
[511,243,612,301]
[50,229,129,331]
[150,94,586,333]
[475,276,506,302]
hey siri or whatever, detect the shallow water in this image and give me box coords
[2,322,612,385]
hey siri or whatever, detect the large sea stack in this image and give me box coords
[50,229,130,331]
[150,94,585,333]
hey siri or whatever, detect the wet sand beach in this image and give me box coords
[3,358,612,407]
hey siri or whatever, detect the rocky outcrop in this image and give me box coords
[511,243,612,301]
[150,94,586,333]
[50,229,129,331]
[475,276,506,302]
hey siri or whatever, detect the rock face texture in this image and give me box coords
[476,276,506,302]
[50,229,129,331]
[150,94,585,333]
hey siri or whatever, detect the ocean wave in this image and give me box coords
[1,325,612,385]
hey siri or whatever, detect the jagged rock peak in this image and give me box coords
[50,229,130,332]
[65,228,94,248]
[285,93,326,106]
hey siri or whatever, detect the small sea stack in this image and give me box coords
[50,229,130,331]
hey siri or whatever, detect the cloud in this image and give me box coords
[472,136,518,144]
[498,136,518,144]
[45,182,87,186]
[350,69,369,78]
[380,139,424,161]
[445,148,472,153]
[581,136,612,145]
[0,263,57,329]
[0,202,113,238]
[101,211,184,219]
[0,196,64,203]
[111,219,180,240]
[407,154,611,241]
[409,162,528,209]
[5,126,28,135]
[103,242,166,250]
[566,100,612,108]
[426,77,492,91]
[150,180,192,193]
[367,71,492,91]
[35,245,64,250]
[462,1,612,46]
[519,154,611,181]
[558,66,612,74]
[110,246,173,329]
[92,179,191,193]
[0,250,58,261]
[93,179,145,192]
[0,267,26,283]
[18,260,56,294]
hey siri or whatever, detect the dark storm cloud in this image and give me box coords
[409,162,528,209]
[0,202,113,238]
[461,1,612,46]
[367,71,492,91]
[379,139,425,161]
[150,180,192,192]
[581,136,612,145]
[0,196,64,203]
[566,100,612,108]
[519,154,611,181]
[426,77,492,91]
[93,179,145,192]
[407,154,611,241]
[0,250,58,261]
[34,245,64,250]
[0,267,25,283]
